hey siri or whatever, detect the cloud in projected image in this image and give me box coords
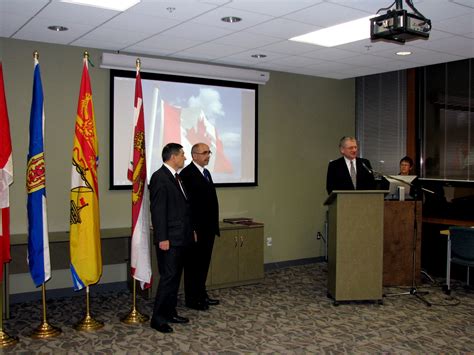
[188,88,225,122]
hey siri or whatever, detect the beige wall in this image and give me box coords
[1,38,355,266]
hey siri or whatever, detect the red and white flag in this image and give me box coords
[150,100,232,173]
[128,67,152,289]
[0,62,13,282]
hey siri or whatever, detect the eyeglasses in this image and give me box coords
[194,150,212,155]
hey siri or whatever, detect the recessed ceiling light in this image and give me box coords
[290,15,375,47]
[251,54,267,59]
[396,51,412,56]
[60,0,140,11]
[221,16,242,23]
[48,25,68,32]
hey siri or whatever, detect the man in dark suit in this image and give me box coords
[180,143,220,310]
[326,136,376,194]
[149,143,194,333]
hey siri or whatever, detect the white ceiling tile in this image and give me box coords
[283,2,372,27]
[1,0,471,79]
[125,1,219,20]
[124,34,202,52]
[214,31,281,48]
[245,18,321,39]
[189,7,273,30]
[259,40,319,55]
[100,12,181,34]
[160,22,233,41]
[302,47,360,61]
[434,14,474,36]
[173,42,247,60]
[224,1,323,17]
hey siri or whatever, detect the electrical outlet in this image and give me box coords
[266,237,272,247]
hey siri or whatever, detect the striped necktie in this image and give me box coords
[350,160,357,189]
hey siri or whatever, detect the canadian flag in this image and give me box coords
[147,89,233,174]
[0,62,13,282]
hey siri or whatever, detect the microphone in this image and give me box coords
[361,161,373,175]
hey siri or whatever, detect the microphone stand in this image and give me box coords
[363,164,434,307]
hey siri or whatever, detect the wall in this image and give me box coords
[1,38,355,293]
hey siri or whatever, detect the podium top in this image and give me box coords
[324,190,389,206]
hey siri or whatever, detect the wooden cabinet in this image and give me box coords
[383,200,422,286]
[210,223,264,289]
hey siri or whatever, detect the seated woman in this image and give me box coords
[399,156,414,175]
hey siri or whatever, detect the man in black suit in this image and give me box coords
[326,136,376,194]
[180,143,220,310]
[149,143,194,333]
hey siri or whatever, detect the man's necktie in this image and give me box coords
[350,160,357,189]
[175,173,187,199]
[203,168,212,182]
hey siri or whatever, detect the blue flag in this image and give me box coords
[26,58,51,287]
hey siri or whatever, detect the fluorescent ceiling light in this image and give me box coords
[60,0,140,11]
[396,51,412,56]
[290,15,375,47]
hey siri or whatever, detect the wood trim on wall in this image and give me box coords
[407,69,416,171]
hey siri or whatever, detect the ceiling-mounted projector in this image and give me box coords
[370,0,431,44]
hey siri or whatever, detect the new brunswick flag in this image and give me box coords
[69,55,102,290]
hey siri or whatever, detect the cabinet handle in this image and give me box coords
[234,236,238,247]
[240,235,244,247]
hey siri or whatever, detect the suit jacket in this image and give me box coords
[326,157,376,194]
[149,165,193,246]
[180,162,220,237]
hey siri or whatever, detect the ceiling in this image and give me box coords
[1,0,473,79]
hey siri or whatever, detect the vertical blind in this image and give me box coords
[356,71,407,176]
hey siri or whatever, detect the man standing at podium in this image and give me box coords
[326,136,375,194]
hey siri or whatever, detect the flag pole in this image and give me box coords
[0,280,18,347]
[121,279,149,324]
[30,283,61,338]
[74,286,103,331]
[121,58,149,325]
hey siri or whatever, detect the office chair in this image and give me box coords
[445,226,474,294]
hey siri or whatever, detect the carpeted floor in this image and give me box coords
[3,263,474,353]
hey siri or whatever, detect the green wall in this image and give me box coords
[1,38,355,265]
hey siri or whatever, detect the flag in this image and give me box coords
[0,62,13,282]
[128,67,151,289]
[70,57,101,291]
[148,97,233,175]
[26,57,51,287]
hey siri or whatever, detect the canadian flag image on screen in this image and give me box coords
[148,89,233,174]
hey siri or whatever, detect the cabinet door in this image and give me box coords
[210,229,239,285]
[238,227,264,281]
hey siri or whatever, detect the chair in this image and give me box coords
[445,226,474,294]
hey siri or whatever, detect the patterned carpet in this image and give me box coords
[3,263,474,353]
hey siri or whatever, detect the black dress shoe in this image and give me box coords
[150,322,173,333]
[168,315,189,324]
[185,301,209,311]
[206,297,220,306]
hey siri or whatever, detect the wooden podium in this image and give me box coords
[324,190,385,304]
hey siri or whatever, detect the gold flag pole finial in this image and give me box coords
[84,51,89,60]
[136,58,141,71]
[33,51,39,60]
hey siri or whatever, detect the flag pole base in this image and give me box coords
[31,321,62,339]
[74,314,104,331]
[121,308,149,324]
[0,330,18,348]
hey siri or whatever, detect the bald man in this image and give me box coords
[180,143,220,311]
